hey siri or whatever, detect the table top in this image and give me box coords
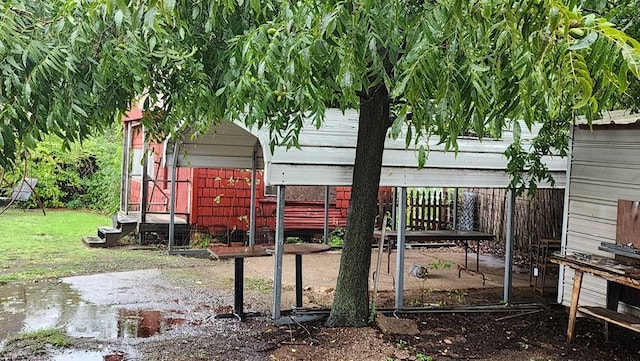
[373,229,495,241]
[264,243,331,255]
[207,245,271,259]
[551,253,640,286]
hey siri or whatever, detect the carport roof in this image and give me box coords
[167,108,566,188]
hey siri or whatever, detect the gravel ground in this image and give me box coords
[1,247,640,361]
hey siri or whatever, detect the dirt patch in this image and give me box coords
[2,248,640,360]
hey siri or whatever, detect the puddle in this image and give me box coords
[117,309,184,338]
[0,280,185,345]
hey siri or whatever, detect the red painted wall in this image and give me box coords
[191,169,354,235]
[192,168,261,233]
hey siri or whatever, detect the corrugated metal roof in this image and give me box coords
[168,108,567,188]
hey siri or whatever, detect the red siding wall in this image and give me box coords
[335,186,351,218]
[191,170,354,234]
[192,168,273,233]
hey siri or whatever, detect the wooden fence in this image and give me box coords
[407,189,452,230]
[472,188,564,251]
[376,187,564,252]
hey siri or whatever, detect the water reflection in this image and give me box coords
[0,281,183,344]
[0,281,118,341]
[118,309,184,338]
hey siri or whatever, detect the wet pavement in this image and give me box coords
[0,269,233,360]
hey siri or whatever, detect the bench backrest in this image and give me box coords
[11,178,38,201]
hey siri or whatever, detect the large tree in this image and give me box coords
[1,0,639,326]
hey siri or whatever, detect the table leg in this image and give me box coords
[567,270,584,343]
[234,257,244,318]
[476,240,480,272]
[387,238,393,274]
[295,254,303,308]
[464,240,469,269]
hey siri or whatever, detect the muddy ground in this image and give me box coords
[2,246,640,361]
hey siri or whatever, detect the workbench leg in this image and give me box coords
[295,254,303,308]
[234,257,244,319]
[567,270,584,343]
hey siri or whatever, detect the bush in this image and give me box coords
[2,126,122,213]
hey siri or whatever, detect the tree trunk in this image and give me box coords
[326,86,391,327]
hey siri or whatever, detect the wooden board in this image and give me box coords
[616,199,640,249]
[580,306,640,332]
[207,245,271,259]
[263,243,331,255]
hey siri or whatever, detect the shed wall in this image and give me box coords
[560,123,640,308]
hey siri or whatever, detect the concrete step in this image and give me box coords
[98,226,122,247]
[83,235,107,248]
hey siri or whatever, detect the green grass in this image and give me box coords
[0,209,211,283]
[1,329,74,356]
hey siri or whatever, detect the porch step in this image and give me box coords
[117,219,138,236]
[83,235,107,248]
[98,226,122,247]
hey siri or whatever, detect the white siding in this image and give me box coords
[169,108,567,188]
[167,122,265,169]
[559,120,640,308]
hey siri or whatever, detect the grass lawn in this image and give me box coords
[0,209,210,283]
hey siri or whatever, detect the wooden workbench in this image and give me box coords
[551,253,640,342]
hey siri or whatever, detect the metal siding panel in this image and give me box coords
[560,268,608,308]
[577,109,640,125]
[265,164,564,188]
[560,124,640,308]
[569,180,640,202]
[181,143,255,157]
[568,199,617,221]
[175,155,254,169]
[172,109,567,188]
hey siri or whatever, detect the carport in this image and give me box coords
[164,108,567,319]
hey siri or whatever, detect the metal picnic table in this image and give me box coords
[207,245,271,320]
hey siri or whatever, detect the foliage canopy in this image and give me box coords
[1,0,640,326]
[0,0,638,188]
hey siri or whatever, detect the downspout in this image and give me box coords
[140,126,148,223]
[121,121,132,214]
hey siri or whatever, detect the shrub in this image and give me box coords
[3,125,122,213]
